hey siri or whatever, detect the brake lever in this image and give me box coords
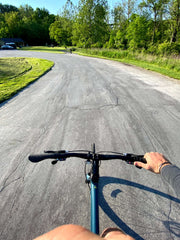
[44,150,67,165]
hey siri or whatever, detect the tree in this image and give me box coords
[122,0,136,19]
[21,7,55,45]
[33,7,50,22]
[0,3,19,38]
[0,1,178,53]
[62,0,76,20]
[73,0,94,47]
[92,1,110,46]
[126,14,150,49]
[0,19,9,38]
[0,3,55,45]
[72,0,109,47]
[19,4,34,19]
[0,3,18,13]
[3,11,21,38]
[49,0,75,46]
[169,0,180,42]
[110,3,129,49]
[49,16,73,46]
[111,3,126,29]
[139,0,170,43]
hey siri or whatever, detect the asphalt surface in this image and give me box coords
[0,50,180,240]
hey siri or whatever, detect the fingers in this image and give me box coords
[134,152,153,170]
[104,231,135,240]
[134,161,148,170]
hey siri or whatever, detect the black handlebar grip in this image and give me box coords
[28,154,51,162]
[129,155,147,164]
[139,157,147,164]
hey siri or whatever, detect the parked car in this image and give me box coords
[1,44,14,50]
[6,42,16,49]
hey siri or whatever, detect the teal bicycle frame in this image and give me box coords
[91,173,99,234]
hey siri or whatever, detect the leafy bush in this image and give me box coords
[158,42,180,56]
[147,44,158,54]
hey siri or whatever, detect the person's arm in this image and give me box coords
[134,152,180,198]
[161,164,180,198]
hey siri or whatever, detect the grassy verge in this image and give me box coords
[75,48,180,80]
[0,57,54,104]
[21,46,66,53]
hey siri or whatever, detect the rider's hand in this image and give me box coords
[134,152,171,174]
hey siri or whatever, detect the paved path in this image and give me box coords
[0,50,180,240]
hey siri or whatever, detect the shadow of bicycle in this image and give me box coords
[99,177,180,240]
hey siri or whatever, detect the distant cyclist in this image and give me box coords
[34,152,180,240]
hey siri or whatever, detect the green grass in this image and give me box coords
[75,48,180,80]
[20,46,180,79]
[0,57,54,103]
[21,46,66,53]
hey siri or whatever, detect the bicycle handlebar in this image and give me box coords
[28,150,146,164]
[29,152,90,162]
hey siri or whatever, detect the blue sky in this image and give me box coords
[0,0,114,15]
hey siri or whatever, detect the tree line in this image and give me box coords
[0,0,179,54]
[0,3,55,45]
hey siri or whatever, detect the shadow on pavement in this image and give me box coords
[99,177,180,240]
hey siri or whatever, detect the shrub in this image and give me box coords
[158,42,180,56]
[147,44,158,54]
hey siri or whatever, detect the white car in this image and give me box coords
[1,45,14,50]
